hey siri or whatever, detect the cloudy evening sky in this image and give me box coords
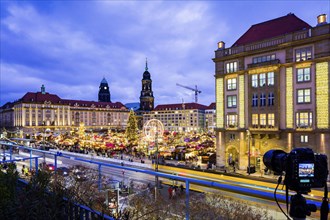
[0,0,329,107]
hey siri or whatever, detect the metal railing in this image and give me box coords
[1,142,327,220]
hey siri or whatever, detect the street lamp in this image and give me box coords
[246,130,251,175]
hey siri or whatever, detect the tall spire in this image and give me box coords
[145,57,148,71]
[41,84,46,94]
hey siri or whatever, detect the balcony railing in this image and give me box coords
[247,59,280,69]
[249,125,278,131]
[226,124,238,130]
[296,124,313,131]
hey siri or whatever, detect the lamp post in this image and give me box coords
[246,130,251,175]
[155,131,159,199]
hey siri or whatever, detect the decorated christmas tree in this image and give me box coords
[125,109,138,146]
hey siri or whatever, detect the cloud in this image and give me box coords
[1,1,222,107]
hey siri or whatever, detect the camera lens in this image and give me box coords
[263,150,287,174]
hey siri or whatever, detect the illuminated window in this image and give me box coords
[227,78,237,90]
[226,114,238,127]
[227,95,237,108]
[252,114,259,127]
[259,73,266,87]
[295,47,312,62]
[226,61,238,73]
[297,89,311,103]
[260,93,266,106]
[297,68,310,82]
[260,114,266,127]
[267,72,274,86]
[268,113,275,127]
[300,135,309,143]
[268,93,275,106]
[296,112,312,128]
[252,94,258,107]
[252,74,258,88]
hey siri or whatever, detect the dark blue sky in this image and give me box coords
[1,0,329,106]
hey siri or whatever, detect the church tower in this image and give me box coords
[139,59,154,111]
[98,77,111,102]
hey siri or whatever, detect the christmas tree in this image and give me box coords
[125,109,138,147]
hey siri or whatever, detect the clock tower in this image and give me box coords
[139,59,154,111]
[98,77,111,102]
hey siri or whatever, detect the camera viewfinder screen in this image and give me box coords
[298,163,314,177]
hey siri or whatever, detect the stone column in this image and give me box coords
[239,131,248,170]
[216,130,226,168]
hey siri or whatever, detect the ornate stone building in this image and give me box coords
[0,85,129,134]
[213,13,330,172]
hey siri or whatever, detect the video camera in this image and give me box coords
[263,147,328,193]
[263,148,329,219]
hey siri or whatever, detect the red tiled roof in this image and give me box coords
[21,92,61,103]
[154,103,208,111]
[14,92,127,110]
[232,13,312,47]
[206,102,216,110]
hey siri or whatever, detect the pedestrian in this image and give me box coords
[180,184,184,194]
[22,165,25,175]
[168,186,173,199]
[172,187,176,198]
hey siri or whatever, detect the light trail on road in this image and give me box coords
[12,150,323,219]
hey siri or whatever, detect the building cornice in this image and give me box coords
[213,26,330,62]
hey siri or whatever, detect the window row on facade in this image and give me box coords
[224,47,312,74]
[222,110,316,130]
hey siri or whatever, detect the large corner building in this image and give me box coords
[213,13,330,172]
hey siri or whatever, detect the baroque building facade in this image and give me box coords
[213,13,330,172]
[0,85,129,134]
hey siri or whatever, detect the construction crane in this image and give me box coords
[176,83,202,103]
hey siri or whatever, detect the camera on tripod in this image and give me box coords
[263,147,329,219]
[264,147,328,193]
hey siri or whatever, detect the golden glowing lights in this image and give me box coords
[286,67,293,128]
[216,78,224,128]
[317,14,327,24]
[316,62,329,129]
[295,61,312,69]
[218,41,225,49]
[239,75,245,128]
[248,66,278,74]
